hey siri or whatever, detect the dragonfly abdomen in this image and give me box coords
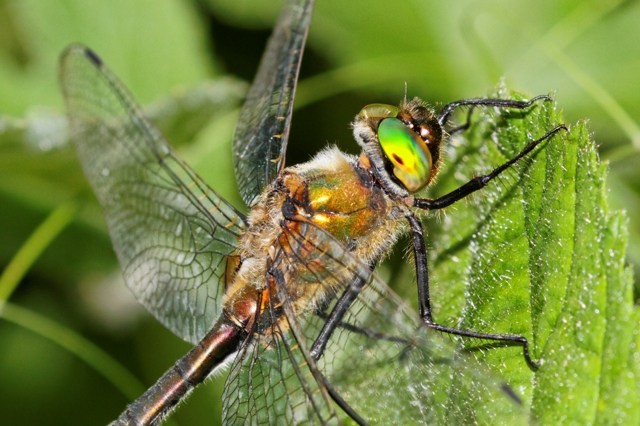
[110,315,245,426]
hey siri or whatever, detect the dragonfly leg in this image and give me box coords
[309,261,416,361]
[406,212,539,369]
[447,106,475,135]
[318,372,370,426]
[314,310,413,349]
[437,94,552,126]
[412,124,566,211]
[309,260,376,361]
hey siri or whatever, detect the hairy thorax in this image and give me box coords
[223,147,407,330]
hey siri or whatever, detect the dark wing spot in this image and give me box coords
[392,154,404,165]
[84,48,103,66]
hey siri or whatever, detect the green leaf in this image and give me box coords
[421,85,638,423]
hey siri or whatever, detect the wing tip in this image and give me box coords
[60,44,103,67]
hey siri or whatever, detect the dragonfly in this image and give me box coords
[59,0,566,424]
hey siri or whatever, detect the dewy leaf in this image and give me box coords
[423,84,638,424]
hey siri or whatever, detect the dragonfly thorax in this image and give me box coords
[223,147,406,333]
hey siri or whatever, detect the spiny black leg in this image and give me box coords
[406,212,539,369]
[318,372,369,426]
[406,213,432,322]
[437,94,552,126]
[413,124,567,211]
[428,322,537,369]
[314,311,412,347]
[310,259,377,361]
[448,106,476,135]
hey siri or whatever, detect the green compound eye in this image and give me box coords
[377,117,432,192]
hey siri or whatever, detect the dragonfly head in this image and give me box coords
[353,98,443,196]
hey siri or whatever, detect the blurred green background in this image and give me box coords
[1,0,638,424]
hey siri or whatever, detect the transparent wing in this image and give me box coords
[222,319,339,425]
[60,45,247,344]
[232,0,314,207]
[223,219,528,425]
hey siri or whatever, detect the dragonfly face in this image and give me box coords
[60,0,566,424]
